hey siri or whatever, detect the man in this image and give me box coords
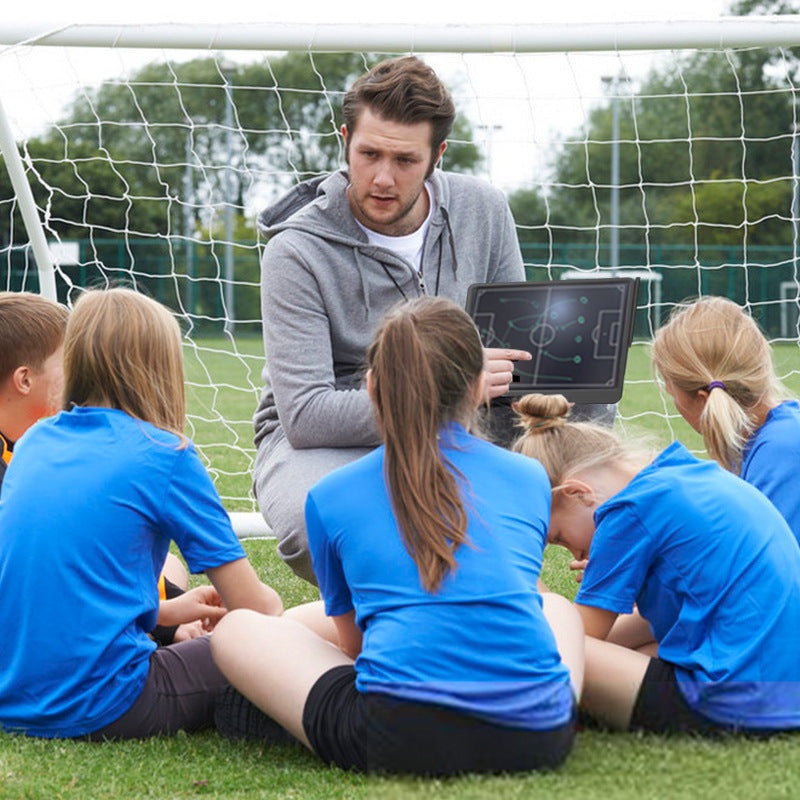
[253,56,551,582]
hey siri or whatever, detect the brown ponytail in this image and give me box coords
[367,297,484,592]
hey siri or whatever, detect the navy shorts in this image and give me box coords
[302,664,576,776]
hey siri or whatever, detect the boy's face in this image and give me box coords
[27,344,65,422]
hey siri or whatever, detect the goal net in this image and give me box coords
[2,19,799,524]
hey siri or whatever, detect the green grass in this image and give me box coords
[5,541,800,800]
[4,338,800,798]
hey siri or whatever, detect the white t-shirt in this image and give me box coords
[354,183,434,274]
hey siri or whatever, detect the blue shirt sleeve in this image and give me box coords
[161,443,246,573]
[576,503,654,615]
[306,491,354,618]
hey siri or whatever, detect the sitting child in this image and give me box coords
[514,393,800,735]
[0,290,202,646]
[211,297,583,776]
[0,287,282,739]
[652,296,800,542]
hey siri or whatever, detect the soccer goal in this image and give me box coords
[2,18,800,531]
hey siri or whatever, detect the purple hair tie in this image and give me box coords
[707,380,726,392]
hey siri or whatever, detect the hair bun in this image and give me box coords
[514,393,570,433]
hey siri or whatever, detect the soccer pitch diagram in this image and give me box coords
[470,281,635,394]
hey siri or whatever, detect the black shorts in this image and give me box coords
[302,664,576,776]
[630,658,776,737]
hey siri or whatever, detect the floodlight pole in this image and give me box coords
[602,75,622,269]
[184,128,195,316]
[222,60,236,335]
[793,122,799,278]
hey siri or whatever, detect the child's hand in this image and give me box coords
[173,620,209,642]
[157,585,227,628]
[569,558,588,584]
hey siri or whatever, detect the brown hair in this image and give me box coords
[0,292,68,385]
[367,297,484,592]
[651,297,785,472]
[512,394,640,488]
[343,56,455,171]
[63,288,186,440]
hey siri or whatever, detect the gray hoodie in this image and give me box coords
[253,169,524,451]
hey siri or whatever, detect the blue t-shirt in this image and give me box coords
[576,442,800,730]
[306,423,574,731]
[741,400,800,546]
[0,407,246,738]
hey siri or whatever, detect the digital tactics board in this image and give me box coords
[466,277,639,403]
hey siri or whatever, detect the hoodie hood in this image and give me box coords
[258,171,366,246]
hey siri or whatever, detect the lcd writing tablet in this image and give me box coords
[466,278,639,402]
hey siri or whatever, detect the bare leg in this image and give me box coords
[210,609,352,749]
[541,592,585,700]
[284,600,340,646]
[581,636,650,730]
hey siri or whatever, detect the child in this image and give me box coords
[211,297,583,776]
[514,393,800,735]
[0,291,68,491]
[0,287,282,739]
[0,290,200,646]
[652,296,800,541]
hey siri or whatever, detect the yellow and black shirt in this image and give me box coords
[0,431,13,492]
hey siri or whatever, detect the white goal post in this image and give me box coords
[2,18,800,534]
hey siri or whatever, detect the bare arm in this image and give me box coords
[157,585,227,628]
[576,603,618,640]
[206,558,283,617]
[332,610,362,660]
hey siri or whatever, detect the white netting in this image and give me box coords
[1,21,799,513]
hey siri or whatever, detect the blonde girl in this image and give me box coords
[0,288,281,739]
[652,296,800,541]
[515,393,800,735]
[212,297,583,775]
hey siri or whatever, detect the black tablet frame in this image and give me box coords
[466,277,640,403]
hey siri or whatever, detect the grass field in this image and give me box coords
[2,338,800,799]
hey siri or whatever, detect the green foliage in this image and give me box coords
[510,26,799,261]
[0,51,482,254]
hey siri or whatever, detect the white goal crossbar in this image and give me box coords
[3,17,800,537]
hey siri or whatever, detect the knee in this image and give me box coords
[211,609,262,666]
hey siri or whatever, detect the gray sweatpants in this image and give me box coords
[253,427,371,585]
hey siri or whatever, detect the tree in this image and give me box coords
[0,52,483,249]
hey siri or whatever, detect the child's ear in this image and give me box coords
[11,365,32,397]
[560,478,597,507]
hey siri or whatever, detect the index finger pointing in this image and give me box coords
[485,348,532,362]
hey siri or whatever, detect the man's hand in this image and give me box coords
[483,347,532,400]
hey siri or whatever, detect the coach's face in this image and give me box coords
[343,107,446,237]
